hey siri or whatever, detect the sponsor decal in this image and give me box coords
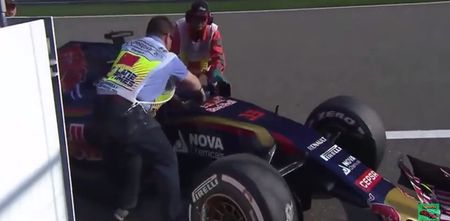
[201,97,237,112]
[221,174,264,221]
[370,203,401,221]
[355,169,382,192]
[129,39,166,58]
[110,67,137,88]
[117,52,140,67]
[306,136,327,151]
[68,84,84,101]
[239,109,265,121]
[418,203,440,221]
[285,201,294,221]
[189,133,224,159]
[68,124,102,161]
[173,140,185,152]
[69,123,85,142]
[189,133,224,150]
[339,155,361,175]
[320,145,342,161]
[243,188,254,204]
[193,149,224,159]
[192,174,219,203]
[97,80,118,90]
[173,130,189,153]
[368,193,376,203]
[316,111,365,135]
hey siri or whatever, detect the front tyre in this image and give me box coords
[305,95,386,170]
[188,154,301,221]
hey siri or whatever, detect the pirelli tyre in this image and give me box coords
[305,95,386,170]
[188,153,301,221]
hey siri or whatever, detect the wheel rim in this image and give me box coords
[201,194,246,221]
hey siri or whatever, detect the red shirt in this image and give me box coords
[171,22,226,78]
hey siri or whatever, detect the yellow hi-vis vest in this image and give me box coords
[97,44,177,115]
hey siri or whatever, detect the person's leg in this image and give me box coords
[129,107,184,221]
[142,128,184,221]
[94,96,146,220]
[116,148,143,210]
[110,148,143,221]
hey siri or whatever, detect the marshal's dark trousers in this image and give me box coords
[93,94,184,221]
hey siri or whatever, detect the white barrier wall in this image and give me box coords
[0,20,69,221]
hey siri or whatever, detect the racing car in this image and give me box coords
[58,31,446,221]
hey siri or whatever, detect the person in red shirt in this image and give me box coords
[171,0,227,89]
[5,0,17,17]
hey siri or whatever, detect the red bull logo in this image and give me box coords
[58,43,88,93]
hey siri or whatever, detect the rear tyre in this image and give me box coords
[188,153,301,221]
[305,95,386,170]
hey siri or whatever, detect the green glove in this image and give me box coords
[209,68,227,84]
[208,69,231,97]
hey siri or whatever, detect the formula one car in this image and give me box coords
[59,31,437,221]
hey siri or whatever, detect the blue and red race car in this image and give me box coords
[59,31,449,221]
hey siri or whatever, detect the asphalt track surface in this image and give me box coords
[54,2,450,221]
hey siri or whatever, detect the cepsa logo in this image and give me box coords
[355,169,382,192]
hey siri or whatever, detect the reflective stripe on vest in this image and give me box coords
[176,18,218,73]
